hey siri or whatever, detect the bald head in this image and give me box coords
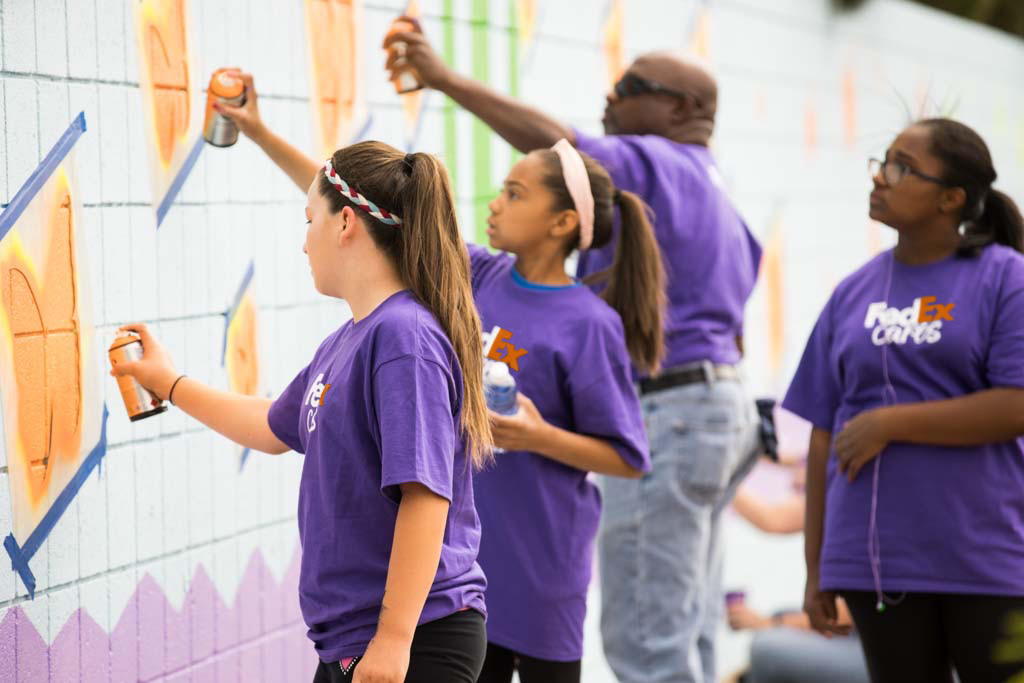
[635,51,717,120]
[602,51,718,144]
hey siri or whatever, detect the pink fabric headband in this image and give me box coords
[551,139,594,250]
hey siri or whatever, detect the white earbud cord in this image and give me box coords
[870,250,907,612]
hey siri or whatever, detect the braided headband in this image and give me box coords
[322,159,403,226]
[551,139,594,250]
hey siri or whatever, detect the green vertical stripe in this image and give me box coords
[441,0,458,201]
[471,0,491,244]
[508,1,521,166]
[508,2,520,99]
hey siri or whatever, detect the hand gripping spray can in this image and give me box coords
[386,18,425,94]
[109,332,167,421]
[202,69,246,147]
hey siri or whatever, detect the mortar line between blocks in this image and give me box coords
[0,71,137,88]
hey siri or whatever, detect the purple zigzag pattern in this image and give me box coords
[0,545,319,682]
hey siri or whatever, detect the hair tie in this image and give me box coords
[973,193,988,221]
[403,153,416,176]
[613,188,623,202]
[550,139,595,250]
[322,159,403,226]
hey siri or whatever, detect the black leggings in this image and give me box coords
[475,642,581,683]
[312,609,486,683]
[842,591,1024,683]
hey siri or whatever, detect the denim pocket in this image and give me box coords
[644,384,748,503]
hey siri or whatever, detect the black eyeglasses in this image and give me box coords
[613,72,701,105]
[868,158,946,186]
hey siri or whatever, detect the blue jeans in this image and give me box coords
[749,627,869,683]
[598,379,759,683]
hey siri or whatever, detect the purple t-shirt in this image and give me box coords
[469,244,650,660]
[267,290,487,662]
[573,129,762,375]
[783,245,1024,595]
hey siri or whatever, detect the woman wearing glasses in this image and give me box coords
[783,118,1024,682]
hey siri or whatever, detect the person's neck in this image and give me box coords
[345,274,406,323]
[666,120,713,146]
[513,249,572,286]
[892,223,961,266]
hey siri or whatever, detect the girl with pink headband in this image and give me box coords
[466,139,665,682]
[213,71,666,682]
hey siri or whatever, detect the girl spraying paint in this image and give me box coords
[784,119,1024,682]
[111,140,491,683]
[217,71,664,682]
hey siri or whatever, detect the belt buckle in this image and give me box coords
[701,360,715,387]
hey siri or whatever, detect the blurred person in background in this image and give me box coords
[724,463,869,683]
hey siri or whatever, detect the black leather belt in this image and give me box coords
[638,361,740,396]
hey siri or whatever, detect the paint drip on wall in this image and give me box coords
[761,209,786,380]
[306,0,368,159]
[400,0,427,150]
[223,262,259,469]
[602,0,624,90]
[842,67,858,150]
[135,0,202,222]
[688,4,711,60]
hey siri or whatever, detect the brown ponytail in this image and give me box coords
[319,141,492,467]
[967,189,1024,254]
[917,118,1024,255]
[538,150,666,375]
[603,189,667,375]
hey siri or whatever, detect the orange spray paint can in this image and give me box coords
[202,69,246,147]
[109,332,167,421]
[386,18,425,94]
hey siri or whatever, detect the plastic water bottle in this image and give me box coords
[484,360,519,416]
[484,360,518,454]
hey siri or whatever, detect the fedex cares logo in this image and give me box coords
[305,372,332,433]
[482,326,528,371]
[864,296,955,346]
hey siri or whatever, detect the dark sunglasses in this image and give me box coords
[613,72,701,105]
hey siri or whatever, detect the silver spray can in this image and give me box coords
[202,69,246,147]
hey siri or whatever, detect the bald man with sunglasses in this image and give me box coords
[386,28,763,683]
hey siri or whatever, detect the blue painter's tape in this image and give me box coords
[221,260,255,367]
[156,134,205,227]
[0,112,87,243]
[239,448,251,471]
[4,404,109,599]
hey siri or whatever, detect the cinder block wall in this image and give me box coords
[1,1,1022,682]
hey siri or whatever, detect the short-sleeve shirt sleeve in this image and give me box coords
[267,363,312,453]
[986,257,1024,388]
[572,128,646,192]
[782,296,841,431]
[566,320,650,473]
[467,242,510,294]
[373,355,458,503]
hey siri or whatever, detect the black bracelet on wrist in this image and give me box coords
[168,374,187,405]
